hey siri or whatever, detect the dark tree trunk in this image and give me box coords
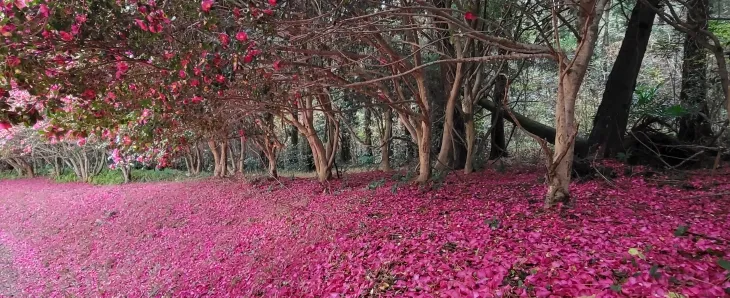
[490,73,508,160]
[363,108,373,157]
[450,107,468,169]
[678,0,713,143]
[301,140,315,171]
[340,126,352,163]
[587,0,660,157]
[476,97,590,152]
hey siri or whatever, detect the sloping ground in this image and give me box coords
[0,167,729,297]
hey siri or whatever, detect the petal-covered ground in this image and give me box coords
[1,167,729,297]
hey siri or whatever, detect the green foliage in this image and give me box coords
[709,21,730,45]
[55,172,79,183]
[718,259,730,271]
[358,155,375,165]
[90,170,126,185]
[366,178,386,190]
[609,284,622,293]
[632,83,687,119]
[54,169,190,185]
[131,169,188,183]
[674,224,689,237]
[0,171,20,180]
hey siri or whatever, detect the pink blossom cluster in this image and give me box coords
[0,168,729,297]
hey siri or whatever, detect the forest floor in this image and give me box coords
[0,165,729,297]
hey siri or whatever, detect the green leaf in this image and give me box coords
[718,259,730,271]
[628,248,645,260]
[663,105,688,117]
[674,225,689,237]
[667,292,686,298]
[649,264,660,279]
[610,284,622,292]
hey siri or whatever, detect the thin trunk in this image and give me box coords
[238,137,246,174]
[463,96,476,173]
[340,126,352,163]
[546,0,608,208]
[289,125,299,164]
[219,140,228,177]
[436,62,465,171]
[194,145,201,174]
[587,0,660,156]
[364,108,373,157]
[678,0,713,142]
[208,140,221,177]
[490,73,508,160]
[266,151,278,178]
[184,154,192,175]
[416,120,431,182]
[380,108,392,171]
[228,141,237,175]
[120,165,131,184]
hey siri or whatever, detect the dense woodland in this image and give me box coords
[1,0,730,205]
[3,1,730,297]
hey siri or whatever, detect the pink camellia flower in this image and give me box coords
[59,31,74,41]
[179,70,187,79]
[0,121,11,130]
[235,31,248,42]
[219,33,230,46]
[201,0,213,12]
[464,12,477,21]
[1,23,16,36]
[268,0,276,6]
[38,4,50,17]
[6,56,20,67]
[135,19,148,31]
[77,138,87,146]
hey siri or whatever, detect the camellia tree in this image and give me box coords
[2,0,281,178]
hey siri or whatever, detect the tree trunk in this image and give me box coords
[435,62,465,171]
[8,158,34,178]
[363,108,373,157]
[476,97,590,152]
[545,0,607,208]
[238,137,246,174]
[380,108,392,171]
[194,145,201,174]
[463,96,476,173]
[208,140,221,177]
[184,153,193,175]
[416,120,431,182]
[490,73,508,160]
[340,125,352,163]
[266,151,278,178]
[587,0,660,157]
[120,165,131,184]
[678,0,713,143]
[305,135,329,181]
[219,140,228,177]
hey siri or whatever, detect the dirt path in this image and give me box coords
[0,243,18,297]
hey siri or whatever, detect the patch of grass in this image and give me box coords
[54,169,193,185]
[131,168,189,183]
[55,172,78,183]
[90,170,126,185]
[0,171,20,180]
